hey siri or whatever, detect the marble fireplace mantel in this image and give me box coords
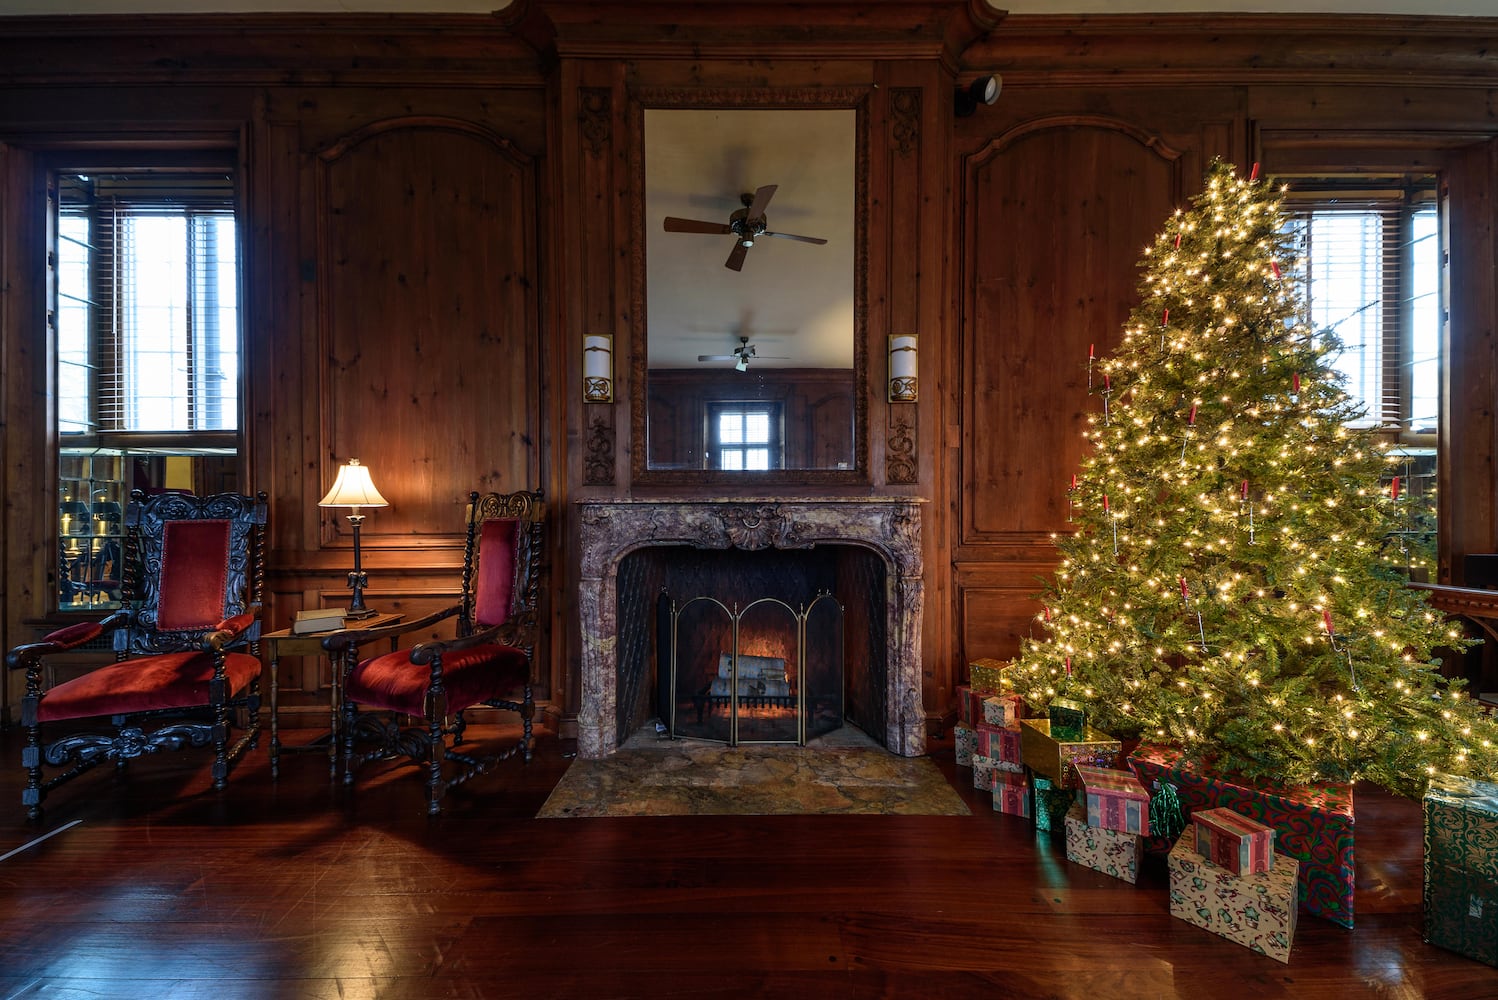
[575,497,927,759]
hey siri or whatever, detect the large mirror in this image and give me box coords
[633,93,867,483]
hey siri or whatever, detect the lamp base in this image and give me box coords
[344,607,379,620]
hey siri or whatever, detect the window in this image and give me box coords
[56,172,239,436]
[50,165,241,613]
[1284,180,1442,436]
[708,402,782,471]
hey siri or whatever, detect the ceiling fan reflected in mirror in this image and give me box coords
[697,336,789,373]
[663,184,829,271]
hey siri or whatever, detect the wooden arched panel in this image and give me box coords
[960,117,1183,545]
[315,117,539,544]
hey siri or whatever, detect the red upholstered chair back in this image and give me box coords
[460,490,544,642]
[118,490,269,656]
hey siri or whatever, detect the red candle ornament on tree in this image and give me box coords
[1103,373,1111,391]
[1391,476,1402,500]
[1250,162,1260,180]
[1323,609,1335,635]
[1070,473,1078,490]
[1241,479,1249,500]
[1103,494,1110,513]
[1089,343,1095,360]
[1065,656,1073,677]
[1271,260,1282,280]
[1292,372,1301,394]
[1180,576,1189,599]
[1162,308,1170,327]
[1188,403,1197,425]
[1174,232,1182,249]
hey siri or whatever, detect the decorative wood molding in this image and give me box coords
[887,414,918,484]
[578,87,611,160]
[584,413,615,486]
[889,88,921,159]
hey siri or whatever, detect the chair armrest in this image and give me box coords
[6,612,129,670]
[203,608,259,652]
[408,612,536,666]
[321,605,462,653]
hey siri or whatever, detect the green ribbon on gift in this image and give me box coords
[1150,780,1186,841]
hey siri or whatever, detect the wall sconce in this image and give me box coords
[583,333,614,403]
[318,458,389,619]
[954,74,1002,117]
[889,334,918,403]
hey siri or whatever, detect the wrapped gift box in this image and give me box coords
[968,657,1009,693]
[991,770,1030,818]
[957,685,983,725]
[972,754,1006,792]
[1194,806,1275,875]
[1019,718,1122,789]
[983,693,1022,727]
[1033,776,1077,833]
[1129,743,1354,928]
[977,721,1023,768]
[1423,772,1498,967]
[1168,839,1299,963]
[954,723,978,767]
[1047,695,1088,741]
[1075,764,1151,836]
[1064,801,1140,883]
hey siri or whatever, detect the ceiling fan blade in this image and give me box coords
[762,230,828,245]
[744,184,777,223]
[664,217,733,235]
[725,242,749,271]
[697,354,738,361]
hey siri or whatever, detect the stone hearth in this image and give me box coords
[576,497,926,759]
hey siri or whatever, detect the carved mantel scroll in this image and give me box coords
[576,497,927,759]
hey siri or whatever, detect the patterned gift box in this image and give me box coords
[1423,772,1498,967]
[1075,764,1151,836]
[968,657,1009,693]
[1129,743,1354,928]
[954,723,978,767]
[957,685,981,725]
[977,721,1023,768]
[1168,839,1299,964]
[1019,718,1122,789]
[1064,801,1140,883]
[1193,806,1275,875]
[991,770,1030,818]
[982,693,1022,727]
[1033,776,1077,833]
[972,754,1005,792]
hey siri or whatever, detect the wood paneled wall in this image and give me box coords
[2,3,1497,738]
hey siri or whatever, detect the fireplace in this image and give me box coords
[576,498,926,759]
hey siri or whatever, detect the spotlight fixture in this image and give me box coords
[954,74,1002,117]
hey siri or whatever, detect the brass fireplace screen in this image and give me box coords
[663,592,844,746]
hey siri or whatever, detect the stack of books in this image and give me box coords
[290,607,348,635]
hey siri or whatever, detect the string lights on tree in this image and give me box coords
[1011,159,1498,797]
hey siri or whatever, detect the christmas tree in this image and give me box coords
[1012,159,1498,798]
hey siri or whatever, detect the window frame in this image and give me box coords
[705,400,785,471]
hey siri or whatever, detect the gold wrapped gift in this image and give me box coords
[1019,718,1122,788]
[968,657,1010,693]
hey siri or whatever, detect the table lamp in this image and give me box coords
[318,458,389,619]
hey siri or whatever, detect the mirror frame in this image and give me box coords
[629,86,870,487]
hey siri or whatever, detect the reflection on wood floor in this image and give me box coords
[0,722,1491,999]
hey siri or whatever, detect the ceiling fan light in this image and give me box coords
[735,357,749,373]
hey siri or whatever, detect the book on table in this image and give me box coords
[291,607,348,635]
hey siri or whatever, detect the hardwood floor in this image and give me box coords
[0,722,1493,999]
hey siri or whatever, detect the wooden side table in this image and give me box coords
[263,612,403,777]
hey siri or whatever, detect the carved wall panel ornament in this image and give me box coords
[890,88,921,158]
[584,414,614,486]
[578,87,611,159]
[886,414,918,484]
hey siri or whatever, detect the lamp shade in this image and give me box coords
[318,459,389,511]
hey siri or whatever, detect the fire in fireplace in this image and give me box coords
[662,590,844,745]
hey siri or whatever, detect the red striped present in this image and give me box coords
[991,770,1030,818]
[1193,806,1276,875]
[1076,764,1151,836]
[977,721,1022,766]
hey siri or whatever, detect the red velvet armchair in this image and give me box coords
[7,490,268,822]
[323,489,544,815]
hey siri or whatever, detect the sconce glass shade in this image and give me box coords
[889,334,918,403]
[583,333,614,403]
[318,459,389,512]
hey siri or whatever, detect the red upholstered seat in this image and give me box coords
[38,651,263,723]
[8,490,268,823]
[348,643,529,717]
[322,488,544,815]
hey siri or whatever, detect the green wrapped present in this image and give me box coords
[1423,772,1498,967]
[1033,776,1077,833]
[1047,695,1087,741]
